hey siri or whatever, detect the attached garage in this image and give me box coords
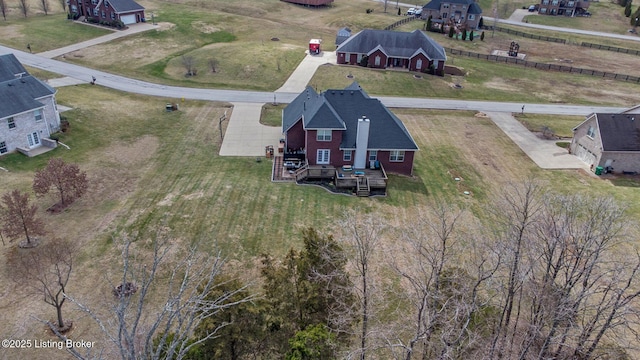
[120,14,137,24]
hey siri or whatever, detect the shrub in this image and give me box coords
[359,55,369,67]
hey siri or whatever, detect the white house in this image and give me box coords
[0,53,61,157]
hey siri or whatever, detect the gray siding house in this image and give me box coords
[0,54,61,157]
[570,107,640,173]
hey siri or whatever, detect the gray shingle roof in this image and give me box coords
[283,83,418,151]
[0,53,28,82]
[336,29,446,61]
[596,114,640,151]
[0,54,56,119]
[423,0,483,14]
[108,0,144,13]
[335,27,351,46]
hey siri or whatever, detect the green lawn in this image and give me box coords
[514,113,583,138]
[524,1,633,34]
[0,14,111,52]
[261,104,285,127]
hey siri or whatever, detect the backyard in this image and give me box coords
[2,0,640,357]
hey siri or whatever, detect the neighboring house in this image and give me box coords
[280,0,334,6]
[570,107,640,173]
[335,29,447,74]
[69,0,145,25]
[282,82,418,176]
[0,54,61,157]
[537,0,590,16]
[335,27,351,47]
[420,0,483,29]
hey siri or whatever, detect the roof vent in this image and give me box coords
[14,72,26,78]
[350,91,354,95]
[340,91,343,95]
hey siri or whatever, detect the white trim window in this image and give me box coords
[0,141,7,154]
[7,117,16,130]
[34,109,43,122]
[468,14,475,20]
[368,150,377,161]
[587,126,596,138]
[343,150,352,161]
[416,59,423,70]
[390,150,405,162]
[374,55,381,66]
[316,129,332,141]
[317,149,330,164]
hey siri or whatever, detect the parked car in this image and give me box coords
[414,8,423,16]
[528,5,536,12]
[407,7,416,15]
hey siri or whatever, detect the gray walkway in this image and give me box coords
[219,103,282,157]
[37,22,158,59]
[485,111,589,170]
[275,51,336,93]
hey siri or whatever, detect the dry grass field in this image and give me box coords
[2,0,640,357]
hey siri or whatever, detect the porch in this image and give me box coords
[16,138,58,157]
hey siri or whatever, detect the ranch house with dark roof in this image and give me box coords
[335,29,446,74]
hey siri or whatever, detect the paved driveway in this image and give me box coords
[219,103,282,157]
[485,112,588,170]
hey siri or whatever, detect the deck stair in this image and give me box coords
[356,177,370,197]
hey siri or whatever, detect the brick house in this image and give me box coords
[69,0,145,25]
[0,54,61,157]
[282,82,418,176]
[335,29,446,74]
[537,0,590,16]
[570,107,640,173]
[420,0,483,29]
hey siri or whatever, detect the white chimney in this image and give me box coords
[354,116,370,169]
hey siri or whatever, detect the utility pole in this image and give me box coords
[492,0,498,38]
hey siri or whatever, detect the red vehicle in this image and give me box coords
[309,39,322,54]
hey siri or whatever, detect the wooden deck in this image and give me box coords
[271,157,388,196]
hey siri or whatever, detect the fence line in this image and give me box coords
[580,42,640,56]
[384,16,417,31]
[445,47,640,83]
[481,25,566,43]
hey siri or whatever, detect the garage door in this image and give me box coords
[121,14,136,25]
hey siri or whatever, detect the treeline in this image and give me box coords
[177,181,640,360]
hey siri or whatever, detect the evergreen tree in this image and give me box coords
[470,30,474,41]
[481,30,485,41]
[625,1,632,17]
[449,25,455,38]
[462,28,467,40]
[427,15,432,31]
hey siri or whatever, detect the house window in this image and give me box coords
[111,12,115,20]
[587,126,596,138]
[568,1,574,5]
[34,109,43,122]
[552,0,558,5]
[0,141,6,154]
[442,12,448,18]
[93,8,98,16]
[542,0,549,4]
[105,0,109,6]
[374,55,381,66]
[71,4,77,12]
[7,117,16,129]
[468,14,475,20]
[416,59,423,70]
[540,7,547,13]
[390,150,405,162]
[316,129,332,141]
[101,10,105,18]
[368,150,377,161]
[317,149,330,164]
[343,150,352,161]
[91,0,97,4]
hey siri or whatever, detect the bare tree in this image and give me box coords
[181,56,196,77]
[0,189,46,247]
[0,0,7,21]
[486,180,542,360]
[66,232,253,360]
[58,0,66,13]
[9,238,75,332]
[338,210,385,360]
[39,0,49,15]
[388,202,498,360]
[17,0,29,17]
[33,158,88,211]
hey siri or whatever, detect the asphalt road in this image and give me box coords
[0,46,626,116]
